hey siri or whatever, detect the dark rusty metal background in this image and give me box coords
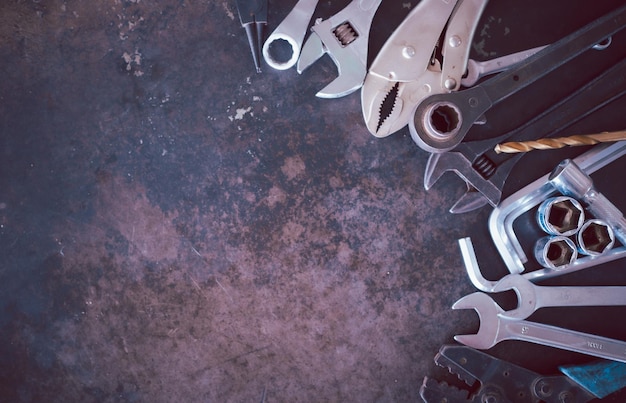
[0,0,624,401]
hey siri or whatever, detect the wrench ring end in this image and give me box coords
[411,100,464,153]
[262,33,300,70]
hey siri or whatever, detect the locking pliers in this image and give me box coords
[361,0,488,138]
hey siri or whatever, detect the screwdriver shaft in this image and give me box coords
[494,130,626,154]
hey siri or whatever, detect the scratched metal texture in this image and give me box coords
[0,0,624,401]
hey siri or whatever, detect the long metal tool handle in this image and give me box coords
[536,286,626,310]
[480,6,626,104]
[413,4,626,152]
[457,56,626,208]
[505,320,626,363]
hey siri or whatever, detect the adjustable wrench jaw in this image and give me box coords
[296,0,383,99]
[424,150,502,212]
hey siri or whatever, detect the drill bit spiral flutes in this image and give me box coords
[494,130,626,154]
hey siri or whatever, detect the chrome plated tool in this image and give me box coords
[549,159,626,247]
[420,344,597,403]
[296,0,383,98]
[453,292,626,363]
[488,141,626,274]
[411,4,626,153]
[263,0,319,70]
[458,237,626,292]
[361,0,488,138]
[491,273,626,320]
[236,0,268,73]
[422,56,626,213]
[461,45,546,87]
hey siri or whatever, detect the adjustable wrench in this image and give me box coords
[492,273,626,320]
[263,0,319,70]
[296,0,383,98]
[423,55,626,213]
[411,4,626,153]
[453,292,626,363]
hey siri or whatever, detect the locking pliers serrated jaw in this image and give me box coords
[361,0,488,138]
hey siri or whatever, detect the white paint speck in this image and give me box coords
[223,2,235,20]
[234,106,252,120]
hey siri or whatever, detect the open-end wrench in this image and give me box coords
[296,0,383,98]
[262,0,319,70]
[492,273,626,320]
[453,292,626,363]
[411,4,626,153]
[423,55,626,213]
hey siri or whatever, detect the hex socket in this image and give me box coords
[577,219,615,256]
[536,196,585,236]
[534,235,578,270]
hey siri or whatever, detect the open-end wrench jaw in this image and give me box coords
[452,292,501,350]
[491,275,538,320]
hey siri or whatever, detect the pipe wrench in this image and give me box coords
[296,0,383,98]
[422,56,626,213]
[411,4,626,153]
[360,0,489,138]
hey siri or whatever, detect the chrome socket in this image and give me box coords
[536,196,585,236]
[577,219,615,256]
[534,235,578,270]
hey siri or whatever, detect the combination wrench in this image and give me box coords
[411,4,626,153]
[453,292,626,363]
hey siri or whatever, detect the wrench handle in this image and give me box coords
[537,286,626,310]
[413,4,626,152]
[505,320,626,363]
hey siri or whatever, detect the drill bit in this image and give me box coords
[494,130,626,154]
